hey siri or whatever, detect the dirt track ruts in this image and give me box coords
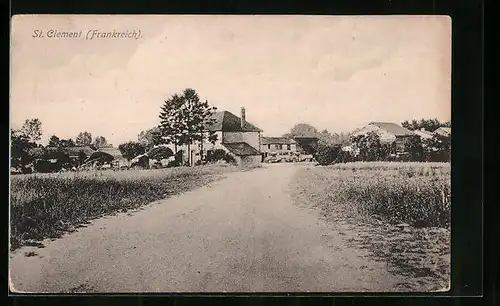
[10,163,406,293]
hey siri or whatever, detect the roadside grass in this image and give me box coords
[291,162,451,291]
[10,164,240,251]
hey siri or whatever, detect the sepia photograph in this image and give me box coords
[9,15,451,293]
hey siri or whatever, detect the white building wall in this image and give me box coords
[223,132,260,151]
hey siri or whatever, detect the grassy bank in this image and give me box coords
[291,162,451,291]
[311,162,450,228]
[10,165,238,251]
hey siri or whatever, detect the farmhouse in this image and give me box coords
[350,122,418,154]
[163,107,263,167]
[261,137,298,160]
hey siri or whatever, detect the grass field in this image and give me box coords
[9,164,240,251]
[291,162,451,291]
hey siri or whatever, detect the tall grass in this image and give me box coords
[314,162,451,228]
[10,165,237,250]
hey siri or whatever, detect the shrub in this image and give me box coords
[314,144,340,165]
[205,149,236,164]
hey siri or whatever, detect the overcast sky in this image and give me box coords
[11,15,451,146]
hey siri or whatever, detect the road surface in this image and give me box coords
[10,163,405,293]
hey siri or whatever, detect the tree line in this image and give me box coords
[10,118,112,173]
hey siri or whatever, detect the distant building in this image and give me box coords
[163,107,263,167]
[433,127,451,137]
[98,147,129,168]
[260,137,298,160]
[413,128,435,140]
[350,122,418,154]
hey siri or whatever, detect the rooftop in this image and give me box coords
[205,111,262,133]
[222,142,261,156]
[261,137,296,145]
[368,122,415,136]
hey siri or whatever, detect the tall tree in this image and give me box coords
[20,118,43,143]
[158,88,218,165]
[75,131,92,146]
[11,129,37,172]
[138,127,162,150]
[93,136,109,148]
[283,123,319,138]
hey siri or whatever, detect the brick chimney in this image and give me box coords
[241,107,246,128]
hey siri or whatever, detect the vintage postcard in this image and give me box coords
[9,15,451,293]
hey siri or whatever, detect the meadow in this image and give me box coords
[9,164,239,250]
[291,162,451,291]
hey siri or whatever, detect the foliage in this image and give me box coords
[147,146,174,160]
[158,88,218,151]
[10,165,236,250]
[75,131,93,146]
[205,149,236,164]
[93,136,109,148]
[401,118,451,132]
[118,141,146,161]
[59,138,76,147]
[48,135,61,147]
[138,127,162,150]
[350,132,389,161]
[20,119,43,143]
[422,134,451,162]
[11,130,37,171]
[405,135,425,162]
[283,123,318,138]
[313,143,341,166]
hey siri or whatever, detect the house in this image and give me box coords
[163,107,263,167]
[433,127,451,137]
[261,137,298,160]
[350,122,418,154]
[98,147,129,168]
[413,128,434,140]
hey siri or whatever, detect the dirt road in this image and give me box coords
[10,163,406,293]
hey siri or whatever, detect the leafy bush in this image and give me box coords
[313,143,341,165]
[205,149,236,164]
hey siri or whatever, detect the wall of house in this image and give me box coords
[233,154,261,167]
[223,131,260,151]
[261,143,297,154]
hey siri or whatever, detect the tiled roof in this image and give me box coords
[46,146,96,156]
[261,137,296,145]
[368,122,415,136]
[205,111,262,132]
[98,147,123,158]
[222,142,261,156]
[433,127,451,136]
[413,129,434,139]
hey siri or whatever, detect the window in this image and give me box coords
[268,144,271,149]
[276,144,283,150]
[287,144,291,150]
